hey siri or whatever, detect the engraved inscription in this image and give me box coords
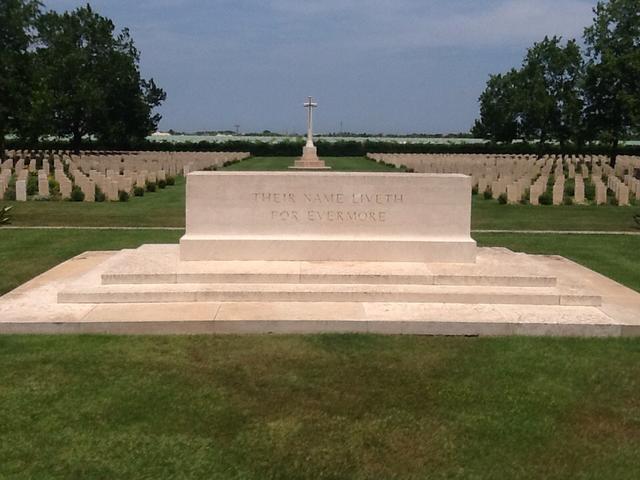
[252,191,404,224]
[252,193,296,203]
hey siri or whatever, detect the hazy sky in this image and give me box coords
[47,0,596,134]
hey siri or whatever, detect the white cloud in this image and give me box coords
[46,0,596,51]
[405,0,594,48]
[266,0,595,49]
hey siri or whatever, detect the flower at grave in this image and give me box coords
[0,206,13,226]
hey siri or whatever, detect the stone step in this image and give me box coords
[100,245,560,288]
[59,283,600,306]
[6,302,617,336]
[102,271,557,287]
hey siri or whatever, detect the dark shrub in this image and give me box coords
[146,181,156,192]
[563,197,574,206]
[539,193,553,205]
[585,182,596,201]
[48,178,60,199]
[483,189,492,200]
[166,176,175,186]
[472,186,479,195]
[498,193,508,205]
[27,172,38,196]
[547,175,555,187]
[118,190,129,202]
[133,186,145,197]
[564,184,575,196]
[70,186,85,202]
[158,179,167,189]
[95,187,106,202]
[3,182,16,200]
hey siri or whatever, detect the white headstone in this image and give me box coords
[16,179,27,201]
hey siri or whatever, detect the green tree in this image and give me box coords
[472,69,522,143]
[519,37,584,155]
[0,0,41,157]
[583,0,640,166]
[35,4,165,151]
[90,28,166,147]
[517,56,552,151]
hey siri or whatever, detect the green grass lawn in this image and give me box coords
[472,197,640,232]
[223,156,404,172]
[1,334,639,479]
[2,157,638,230]
[2,176,187,227]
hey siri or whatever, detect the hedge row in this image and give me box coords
[6,138,640,157]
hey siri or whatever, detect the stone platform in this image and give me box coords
[1,245,639,336]
[289,145,331,170]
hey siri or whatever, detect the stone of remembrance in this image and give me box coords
[180,172,476,262]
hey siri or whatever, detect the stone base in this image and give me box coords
[290,145,330,170]
[2,245,639,336]
[179,235,477,262]
[289,163,332,170]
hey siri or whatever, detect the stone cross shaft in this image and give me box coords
[304,96,318,147]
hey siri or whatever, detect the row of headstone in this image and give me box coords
[368,153,640,206]
[529,175,548,205]
[69,165,95,202]
[53,162,72,199]
[63,151,250,178]
[2,150,250,201]
[608,175,630,206]
[624,175,640,201]
[590,177,607,205]
[369,153,640,178]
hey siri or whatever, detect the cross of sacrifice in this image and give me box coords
[304,96,318,147]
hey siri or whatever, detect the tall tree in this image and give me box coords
[517,55,553,152]
[0,0,41,158]
[472,69,522,143]
[93,29,166,147]
[583,0,640,166]
[35,4,165,151]
[519,37,584,155]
